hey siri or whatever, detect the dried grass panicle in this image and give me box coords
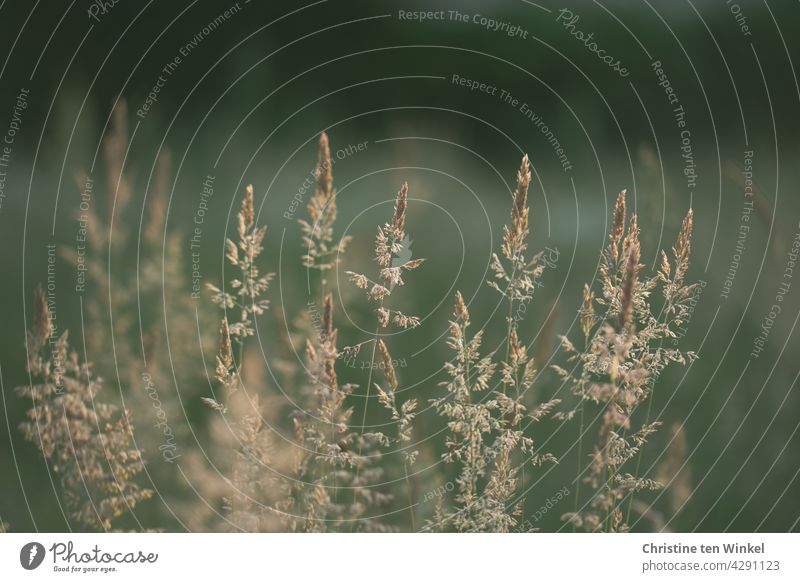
[17,287,152,530]
[374,338,418,464]
[283,292,394,531]
[611,189,627,256]
[18,129,704,534]
[489,155,544,310]
[510,154,531,252]
[241,184,255,230]
[430,288,559,533]
[454,289,469,323]
[58,105,216,529]
[555,190,697,532]
[619,234,641,331]
[300,132,352,271]
[580,284,597,340]
[344,181,422,529]
[212,317,236,395]
[390,181,408,238]
[275,141,375,531]
[346,182,425,329]
[659,208,695,322]
[430,294,499,531]
[322,294,338,390]
[203,187,286,531]
[222,391,289,533]
[207,184,274,339]
[322,293,335,338]
[377,339,398,392]
[282,155,421,531]
[431,155,558,533]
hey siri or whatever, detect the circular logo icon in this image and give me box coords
[20,542,46,570]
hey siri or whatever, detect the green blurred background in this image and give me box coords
[1,0,799,532]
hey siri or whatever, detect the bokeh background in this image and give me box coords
[1,0,799,532]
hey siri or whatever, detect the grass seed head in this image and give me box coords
[377,339,398,391]
[243,184,255,230]
[611,189,627,253]
[392,182,408,238]
[512,154,531,239]
[454,291,469,324]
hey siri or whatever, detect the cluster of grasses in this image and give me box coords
[14,122,697,532]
